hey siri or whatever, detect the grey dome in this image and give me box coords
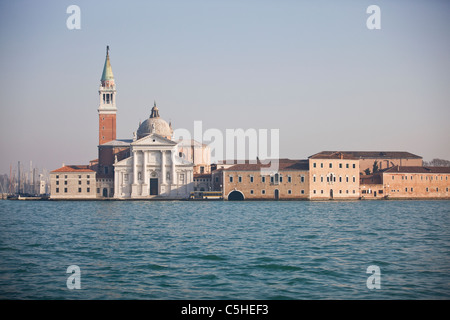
[136,102,172,139]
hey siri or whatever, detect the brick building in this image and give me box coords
[308,152,360,200]
[219,159,310,200]
[50,165,97,199]
[361,166,450,199]
[312,151,423,174]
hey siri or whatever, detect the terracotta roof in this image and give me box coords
[224,159,309,171]
[383,166,450,174]
[309,152,357,160]
[314,151,422,159]
[51,165,95,173]
[194,173,212,179]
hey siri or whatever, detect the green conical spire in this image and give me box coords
[101,46,114,81]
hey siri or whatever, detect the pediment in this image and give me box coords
[114,156,133,167]
[131,133,178,147]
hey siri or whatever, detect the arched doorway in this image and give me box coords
[274,189,279,200]
[228,190,244,201]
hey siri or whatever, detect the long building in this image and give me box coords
[360,166,450,199]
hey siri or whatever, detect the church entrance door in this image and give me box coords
[150,178,158,195]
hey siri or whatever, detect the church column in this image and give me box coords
[171,149,177,185]
[114,169,119,198]
[161,150,166,184]
[142,151,148,196]
[133,150,138,185]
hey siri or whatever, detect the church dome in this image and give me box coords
[136,102,172,140]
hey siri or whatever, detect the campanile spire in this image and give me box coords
[98,45,117,145]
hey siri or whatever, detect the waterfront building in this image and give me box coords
[308,152,360,200]
[360,166,450,199]
[50,165,96,199]
[310,151,423,174]
[219,159,310,200]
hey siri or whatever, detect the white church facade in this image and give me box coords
[114,112,195,199]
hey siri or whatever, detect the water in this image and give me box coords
[0,200,449,300]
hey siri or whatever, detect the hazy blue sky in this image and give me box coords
[0,0,449,173]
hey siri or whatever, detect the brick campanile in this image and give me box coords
[97,46,117,177]
[98,46,117,145]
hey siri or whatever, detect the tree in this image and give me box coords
[424,158,450,167]
[372,160,379,174]
[364,168,371,175]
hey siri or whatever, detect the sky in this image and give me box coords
[0,0,449,174]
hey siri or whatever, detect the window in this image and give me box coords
[313,163,316,168]
[346,190,349,194]
[321,176,324,183]
[446,188,448,192]
[250,190,254,195]
[229,176,233,183]
[64,188,68,193]
[313,175,316,183]
[339,190,342,194]
[436,187,439,192]
[321,190,324,194]
[392,176,395,180]
[301,190,305,194]
[301,176,305,183]
[87,188,90,193]
[87,175,90,179]
[346,176,349,183]
[405,188,408,192]
[353,176,356,183]
[426,188,429,192]
[329,163,332,168]
[238,176,242,183]
[56,175,59,179]
[320,163,324,168]
[352,164,356,169]
[261,176,266,183]
[97,188,100,193]
[411,188,413,192]
[215,177,219,183]
[65,175,68,179]
[313,190,316,194]
[56,181,59,185]
[262,190,266,195]
[250,175,254,183]
[339,176,342,183]
[64,181,68,185]
[56,188,59,193]
[346,164,349,169]
[200,166,205,174]
[288,190,292,194]
[78,175,82,179]
[78,188,82,193]
[353,190,356,194]
[87,180,90,185]
[339,163,342,168]
[78,180,82,185]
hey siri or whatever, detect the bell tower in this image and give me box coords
[98,45,117,145]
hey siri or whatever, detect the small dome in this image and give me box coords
[136,102,172,140]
